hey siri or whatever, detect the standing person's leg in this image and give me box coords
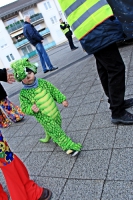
[94,43,125,117]
[0,184,8,200]
[94,43,133,123]
[36,43,54,71]
[67,35,75,49]
[36,44,48,73]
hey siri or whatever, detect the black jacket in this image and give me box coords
[23,22,43,46]
[0,69,7,100]
[60,22,72,37]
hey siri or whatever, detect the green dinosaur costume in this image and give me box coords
[11,59,82,152]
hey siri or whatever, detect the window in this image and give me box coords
[0,38,7,48]
[21,45,33,56]
[35,24,42,31]
[44,1,51,10]
[5,17,18,26]
[22,9,35,17]
[50,16,57,24]
[6,54,15,62]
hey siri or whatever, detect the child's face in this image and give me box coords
[22,71,35,85]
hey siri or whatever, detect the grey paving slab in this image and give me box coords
[75,101,99,116]
[90,112,114,129]
[36,177,67,200]
[67,115,94,131]
[33,140,56,152]
[69,150,111,179]
[1,125,21,139]
[26,123,44,136]
[61,105,79,119]
[16,135,39,152]
[7,136,26,152]
[114,126,133,148]
[64,83,80,93]
[89,84,103,94]
[107,148,133,180]
[82,91,103,104]
[40,152,76,178]
[83,127,117,150]
[61,117,73,131]
[15,152,30,162]
[97,101,110,113]
[102,181,133,200]
[125,86,133,96]
[59,179,104,200]
[67,95,84,107]
[13,123,36,137]
[24,152,52,176]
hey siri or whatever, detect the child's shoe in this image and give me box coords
[38,188,52,200]
[66,149,80,157]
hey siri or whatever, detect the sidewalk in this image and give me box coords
[1,40,133,200]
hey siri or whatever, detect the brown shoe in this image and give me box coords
[38,188,52,200]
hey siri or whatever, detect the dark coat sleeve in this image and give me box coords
[0,68,7,82]
[0,83,7,100]
[60,22,70,30]
[26,24,43,42]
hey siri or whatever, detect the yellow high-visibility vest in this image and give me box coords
[58,0,113,40]
[60,23,69,34]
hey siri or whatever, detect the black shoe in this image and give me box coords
[66,149,80,157]
[112,111,133,124]
[49,67,58,71]
[123,98,133,109]
[71,47,78,51]
[44,69,49,73]
[38,188,52,200]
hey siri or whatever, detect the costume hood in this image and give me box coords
[11,58,38,82]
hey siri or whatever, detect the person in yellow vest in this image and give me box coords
[59,19,78,51]
[58,0,133,125]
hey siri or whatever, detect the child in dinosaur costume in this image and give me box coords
[11,58,82,156]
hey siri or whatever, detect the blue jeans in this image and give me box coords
[36,43,53,71]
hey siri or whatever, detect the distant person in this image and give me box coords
[11,58,82,156]
[23,15,58,73]
[59,19,78,51]
[58,0,133,125]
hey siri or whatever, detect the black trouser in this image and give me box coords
[66,35,75,49]
[94,43,125,118]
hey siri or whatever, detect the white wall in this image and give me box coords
[37,0,67,45]
[0,19,21,69]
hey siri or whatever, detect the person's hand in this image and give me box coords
[31,104,39,113]
[6,69,15,84]
[62,100,68,107]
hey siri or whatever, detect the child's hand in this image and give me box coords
[62,100,68,107]
[32,104,39,113]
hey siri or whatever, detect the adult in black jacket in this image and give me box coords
[23,15,58,73]
[0,68,52,200]
[59,19,78,51]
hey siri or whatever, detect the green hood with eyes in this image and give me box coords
[11,58,38,82]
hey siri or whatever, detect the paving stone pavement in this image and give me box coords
[1,39,133,200]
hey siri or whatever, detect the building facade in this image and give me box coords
[0,0,67,68]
